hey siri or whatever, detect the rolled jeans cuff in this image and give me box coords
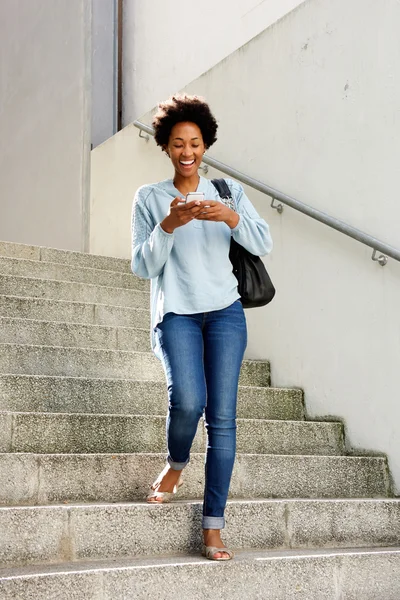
[202,516,225,530]
[167,456,189,470]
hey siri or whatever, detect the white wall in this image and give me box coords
[122,0,306,123]
[92,0,117,148]
[90,0,400,491]
[90,124,172,258]
[0,0,91,252]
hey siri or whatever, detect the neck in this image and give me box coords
[173,172,200,196]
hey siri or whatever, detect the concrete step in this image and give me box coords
[0,499,399,569]
[0,295,150,328]
[0,344,270,385]
[0,453,390,506]
[0,412,343,455]
[0,317,151,353]
[1,547,400,600]
[0,343,161,380]
[0,375,304,420]
[0,256,145,291]
[0,240,132,274]
[0,274,149,308]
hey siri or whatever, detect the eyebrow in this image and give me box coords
[172,137,200,141]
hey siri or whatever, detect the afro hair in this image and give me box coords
[152,94,218,150]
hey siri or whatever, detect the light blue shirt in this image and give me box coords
[131,176,273,353]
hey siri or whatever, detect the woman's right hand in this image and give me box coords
[160,197,203,234]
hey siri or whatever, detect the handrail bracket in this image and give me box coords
[372,249,388,266]
[139,130,150,142]
[271,198,284,214]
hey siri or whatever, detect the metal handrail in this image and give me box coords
[134,120,400,266]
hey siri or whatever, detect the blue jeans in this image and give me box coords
[154,300,247,530]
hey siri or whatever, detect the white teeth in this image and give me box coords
[180,160,195,165]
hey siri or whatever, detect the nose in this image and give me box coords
[181,143,194,157]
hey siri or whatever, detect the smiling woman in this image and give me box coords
[130,93,273,562]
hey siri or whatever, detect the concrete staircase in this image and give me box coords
[0,240,399,599]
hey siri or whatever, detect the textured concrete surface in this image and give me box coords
[1,549,400,600]
[0,453,390,506]
[1,500,400,567]
[0,274,148,308]
[0,344,270,386]
[94,302,150,328]
[0,241,40,262]
[0,317,150,352]
[0,412,12,452]
[0,572,103,600]
[0,506,70,566]
[40,248,132,275]
[0,256,142,290]
[2,413,206,454]
[288,499,400,549]
[0,374,303,419]
[0,240,132,273]
[0,344,163,379]
[40,247,132,274]
[0,295,149,328]
[239,385,304,420]
[2,412,344,455]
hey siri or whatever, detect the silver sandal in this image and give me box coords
[202,545,234,561]
[146,476,183,503]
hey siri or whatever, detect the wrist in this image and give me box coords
[225,212,240,229]
[160,217,175,234]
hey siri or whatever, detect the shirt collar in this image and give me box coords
[162,175,208,199]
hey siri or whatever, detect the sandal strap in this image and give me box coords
[203,546,234,560]
[147,490,166,500]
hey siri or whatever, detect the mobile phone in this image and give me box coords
[185,192,204,203]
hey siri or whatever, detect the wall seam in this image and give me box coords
[81,0,92,253]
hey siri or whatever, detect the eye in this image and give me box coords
[192,145,200,149]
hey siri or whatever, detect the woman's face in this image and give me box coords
[165,122,205,179]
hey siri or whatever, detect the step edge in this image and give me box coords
[1,497,399,513]
[0,256,134,278]
[0,315,150,334]
[2,546,400,580]
[0,293,150,313]
[0,272,149,295]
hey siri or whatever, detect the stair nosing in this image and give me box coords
[0,293,150,313]
[0,315,150,334]
[1,545,400,580]
[0,451,387,460]
[0,255,136,279]
[0,373,299,396]
[0,410,338,426]
[0,497,397,514]
[0,271,149,294]
[0,342,155,356]
[0,343,270,367]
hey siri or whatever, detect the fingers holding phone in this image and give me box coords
[161,196,203,233]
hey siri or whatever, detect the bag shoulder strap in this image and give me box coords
[211,178,232,200]
[211,178,236,211]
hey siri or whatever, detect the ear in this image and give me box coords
[162,144,169,156]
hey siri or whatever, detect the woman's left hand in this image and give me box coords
[196,200,240,229]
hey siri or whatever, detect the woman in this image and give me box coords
[131,94,273,561]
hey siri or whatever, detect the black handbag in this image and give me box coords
[211,178,275,308]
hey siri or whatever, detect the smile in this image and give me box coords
[179,160,195,166]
